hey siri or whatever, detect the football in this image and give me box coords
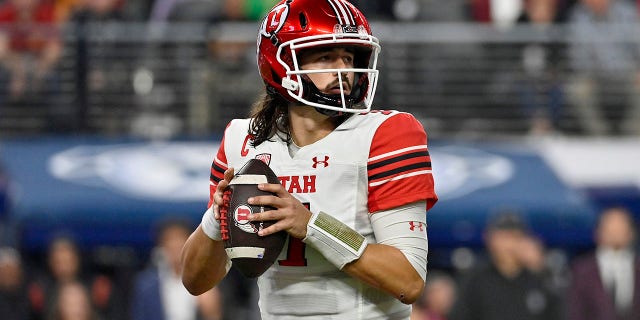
[220,158,286,278]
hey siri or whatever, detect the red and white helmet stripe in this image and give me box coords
[326,0,356,25]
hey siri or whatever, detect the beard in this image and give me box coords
[323,76,352,95]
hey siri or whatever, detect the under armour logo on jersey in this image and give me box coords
[312,156,329,168]
[409,221,424,232]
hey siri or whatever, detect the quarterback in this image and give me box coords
[181,0,438,319]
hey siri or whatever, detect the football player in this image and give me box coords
[181,0,438,318]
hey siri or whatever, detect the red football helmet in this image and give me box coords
[257,0,380,115]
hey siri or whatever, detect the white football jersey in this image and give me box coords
[208,110,437,319]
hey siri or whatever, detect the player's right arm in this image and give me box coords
[181,134,234,295]
[181,225,229,295]
[181,166,234,295]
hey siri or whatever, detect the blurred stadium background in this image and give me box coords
[1,0,640,319]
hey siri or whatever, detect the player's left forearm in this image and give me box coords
[342,243,425,304]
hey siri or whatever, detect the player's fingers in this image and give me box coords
[248,207,279,222]
[213,204,220,219]
[223,167,235,182]
[257,183,287,195]
[247,194,283,209]
[213,178,231,203]
[256,215,307,238]
[213,189,224,206]
[257,220,286,237]
[218,178,230,189]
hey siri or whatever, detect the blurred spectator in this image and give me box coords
[243,0,277,20]
[470,0,524,26]
[72,0,125,21]
[518,235,568,292]
[149,0,276,23]
[0,247,30,320]
[0,0,61,92]
[131,218,222,320]
[485,0,566,136]
[449,212,562,320]
[0,161,8,220]
[566,0,640,135]
[206,0,254,63]
[470,0,576,25]
[518,234,547,274]
[516,0,566,135]
[0,0,65,130]
[567,206,640,320]
[206,0,258,61]
[198,0,266,130]
[411,271,457,320]
[54,0,82,22]
[0,161,11,247]
[410,0,470,22]
[351,0,397,20]
[150,0,219,23]
[29,235,124,320]
[48,281,101,320]
[137,0,225,139]
[518,233,571,316]
[70,0,131,133]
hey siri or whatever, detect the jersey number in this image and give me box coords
[277,203,310,266]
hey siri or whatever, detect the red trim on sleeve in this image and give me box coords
[208,123,231,208]
[367,113,438,213]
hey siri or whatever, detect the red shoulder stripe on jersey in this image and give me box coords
[368,145,431,183]
[210,158,227,184]
[367,113,437,212]
[208,124,232,208]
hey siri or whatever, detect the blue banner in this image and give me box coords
[0,138,599,252]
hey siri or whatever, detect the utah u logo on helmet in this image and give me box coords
[256,0,381,115]
[258,0,291,47]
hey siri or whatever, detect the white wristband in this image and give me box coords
[303,211,368,269]
[201,206,222,241]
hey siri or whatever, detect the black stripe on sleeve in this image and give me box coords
[212,161,226,175]
[368,162,431,181]
[210,161,226,183]
[367,151,430,171]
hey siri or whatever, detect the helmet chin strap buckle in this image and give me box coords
[282,78,299,91]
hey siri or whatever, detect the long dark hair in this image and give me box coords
[248,91,352,147]
[249,92,291,147]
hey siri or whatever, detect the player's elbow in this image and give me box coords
[182,276,208,296]
[399,279,425,304]
[183,284,201,296]
[181,261,226,296]
[180,259,205,295]
[182,275,200,296]
[181,264,214,296]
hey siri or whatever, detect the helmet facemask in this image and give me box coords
[277,33,380,115]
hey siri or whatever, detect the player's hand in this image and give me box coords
[212,168,234,220]
[248,183,312,239]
